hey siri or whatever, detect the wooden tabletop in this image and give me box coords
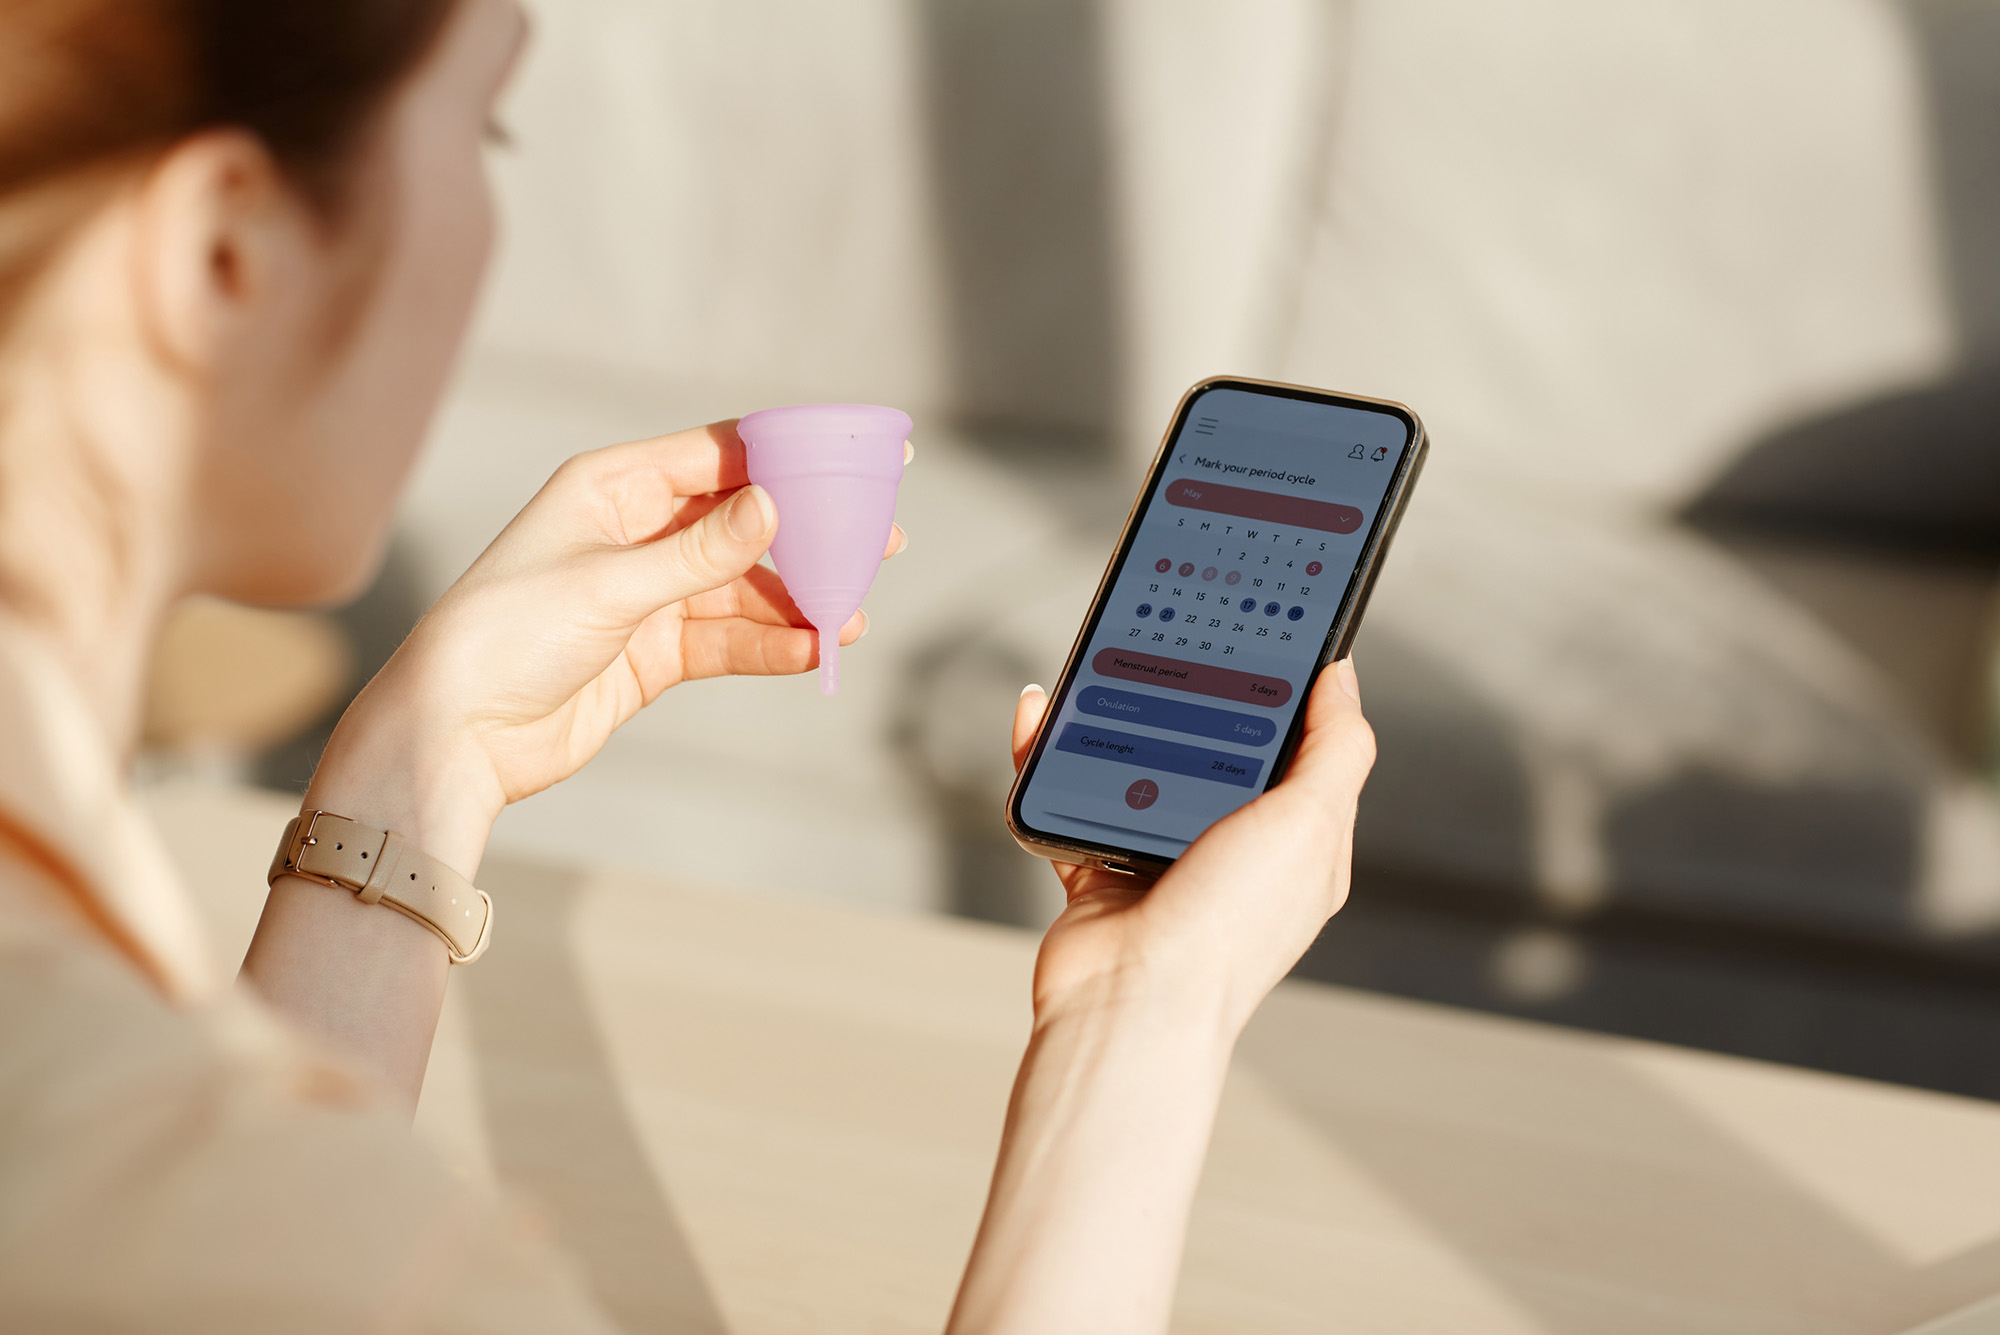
[153,781,2000,1335]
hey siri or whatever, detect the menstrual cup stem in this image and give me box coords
[819,628,838,696]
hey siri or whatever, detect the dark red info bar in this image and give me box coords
[1164,478,1363,534]
[1092,648,1294,708]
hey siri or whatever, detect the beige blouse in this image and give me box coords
[0,621,617,1333]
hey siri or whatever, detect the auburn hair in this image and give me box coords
[0,0,457,332]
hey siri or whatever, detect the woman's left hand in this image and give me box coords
[303,421,904,875]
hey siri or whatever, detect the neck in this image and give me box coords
[0,220,194,762]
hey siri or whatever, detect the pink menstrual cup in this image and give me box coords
[737,404,910,695]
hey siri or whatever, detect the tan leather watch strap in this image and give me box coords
[268,812,492,963]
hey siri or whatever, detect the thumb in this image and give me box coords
[1277,659,1376,800]
[602,484,777,621]
[1011,684,1049,773]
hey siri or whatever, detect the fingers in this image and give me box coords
[576,421,750,499]
[565,415,910,636]
[1012,684,1049,773]
[686,562,808,626]
[542,424,917,550]
[598,483,777,623]
[1004,682,1114,903]
[688,560,903,636]
[575,423,914,509]
[512,426,747,556]
[1278,658,1375,800]
[682,514,906,628]
[677,611,867,680]
[678,619,814,680]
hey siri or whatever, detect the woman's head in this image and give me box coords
[0,0,524,629]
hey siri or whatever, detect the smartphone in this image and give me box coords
[1005,375,1427,875]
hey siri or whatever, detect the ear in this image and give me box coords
[133,130,310,375]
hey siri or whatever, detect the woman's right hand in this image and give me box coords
[306,422,901,881]
[245,422,901,1107]
[1010,660,1375,1039]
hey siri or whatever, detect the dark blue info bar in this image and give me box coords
[1054,723,1263,788]
[1074,685,1278,747]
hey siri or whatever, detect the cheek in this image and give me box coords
[300,150,495,587]
[362,153,493,466]
[398,152,495,378]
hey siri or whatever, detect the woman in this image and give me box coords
[0,0,1376,1330]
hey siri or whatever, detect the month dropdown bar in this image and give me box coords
[1164,478,1363,533]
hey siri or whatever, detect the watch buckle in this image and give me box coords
[278,810,344,891]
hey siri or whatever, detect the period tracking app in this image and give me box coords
[1013,386,1414,861]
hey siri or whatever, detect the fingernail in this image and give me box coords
[891,525,909,555]
[854,610,870,640]
[1020,683,1044,698]
[904,439,915,465]
[1335,659,1359,699]
[729,484,775,541]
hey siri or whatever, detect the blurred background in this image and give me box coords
[143,0,2000,1100]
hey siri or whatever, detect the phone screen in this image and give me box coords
[1012,384,1416,861]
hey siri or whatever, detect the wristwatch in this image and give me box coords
[268,811,493,964]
